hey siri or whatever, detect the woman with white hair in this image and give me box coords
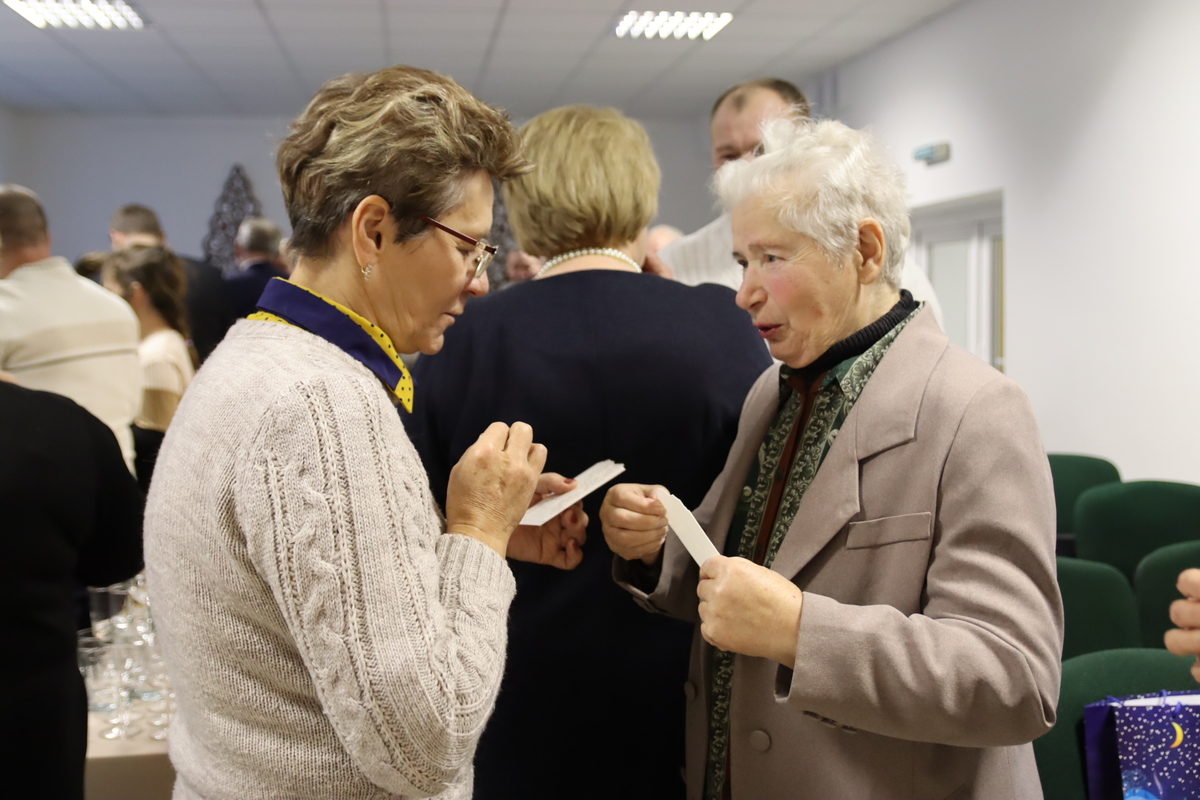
[600,119,1063,799]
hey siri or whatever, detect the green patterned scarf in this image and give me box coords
[703,306,919,799]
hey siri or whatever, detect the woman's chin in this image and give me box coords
[416,333,445,356]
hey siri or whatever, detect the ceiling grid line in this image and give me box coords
[473,0,511,95]
[543,2,632,109]
[43,27,163,113]
[251,0,311,101]
[154,27,242,114]
[746,0,877,80]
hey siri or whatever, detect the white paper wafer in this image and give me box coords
[520,459,626,527]
[654,486,719,566]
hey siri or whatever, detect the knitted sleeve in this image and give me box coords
[236,372,517,797]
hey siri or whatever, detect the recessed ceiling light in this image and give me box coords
[614,11,733,41]
[4,0,145,30]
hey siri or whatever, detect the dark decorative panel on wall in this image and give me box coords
[203,164,262,273]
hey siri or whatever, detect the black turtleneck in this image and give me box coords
[789,290,919,388]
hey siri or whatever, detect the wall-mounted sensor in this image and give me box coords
[914,143,951,165]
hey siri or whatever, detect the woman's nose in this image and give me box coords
[468,270,489,297]
[735,268,760,311]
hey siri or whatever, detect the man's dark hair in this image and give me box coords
[0,184,49,250]
[710,78,811,119]
[110,203,164,237]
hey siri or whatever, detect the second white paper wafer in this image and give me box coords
[654,486,720,567]
[520,459,626,527]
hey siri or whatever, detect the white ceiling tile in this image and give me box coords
[745,0,850,16]
[387,7,500,34]
[143,6,268,29]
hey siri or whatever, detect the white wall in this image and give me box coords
[822,0,1200,483]
[642,114,718,233]
[6,111,717,264]
[0,102,18,184]
[9,113,292,262]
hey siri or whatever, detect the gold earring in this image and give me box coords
[362,261,374,281]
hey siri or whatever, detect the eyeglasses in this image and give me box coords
[420,216,496,280]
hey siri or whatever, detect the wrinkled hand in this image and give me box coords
[642,251,675,280]
[1165,568,1200,683]
[696,556,804,668]
[600,483,668,565]
[508,472,588,570]
[445,421,546,557]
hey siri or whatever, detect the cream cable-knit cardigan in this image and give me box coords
[145,319,516,800]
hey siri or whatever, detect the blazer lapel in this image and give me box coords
[769,308,949,579]
[702,366,782,555]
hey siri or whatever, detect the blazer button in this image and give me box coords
[683,681,697,702]
[749,730,771,752]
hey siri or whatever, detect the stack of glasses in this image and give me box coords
[77,574,173,741]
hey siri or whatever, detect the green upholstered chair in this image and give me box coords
[1033,648,1198,800]
[1075,480,1200,581]
[1056,557,1140,660]
[1048,454,1121,535]
[1134,540,1200,648]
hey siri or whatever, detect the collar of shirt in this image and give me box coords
[249,277,414,412]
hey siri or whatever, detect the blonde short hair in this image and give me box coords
[503,105,660,257]
[277,65,527,259]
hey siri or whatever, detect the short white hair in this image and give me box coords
[715,118,910,288]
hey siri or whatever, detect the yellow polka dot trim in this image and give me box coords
[248,290,415,413]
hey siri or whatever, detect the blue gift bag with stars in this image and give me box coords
[1084,692,1200,800]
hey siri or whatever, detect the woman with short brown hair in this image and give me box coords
[145,66,587,800]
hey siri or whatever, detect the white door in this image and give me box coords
[909,194,1004,370]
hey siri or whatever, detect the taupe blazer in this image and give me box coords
[619,307,1063,800]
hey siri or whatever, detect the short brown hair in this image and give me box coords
[277,65,528,260]
[0,184,49,250]
[710,78,810,119]
[103,245,190,338]
[110,204,164,238]
[503,105,660,257]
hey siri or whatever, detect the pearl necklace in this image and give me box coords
[536,247,643,278]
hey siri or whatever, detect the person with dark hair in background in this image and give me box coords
[0,377,144,800]
[110,203,234,363]
[103,245,196,491]
[224,216,287,318]
[74,251,107,282]
[1,185,142,471]
[103,245,195,432]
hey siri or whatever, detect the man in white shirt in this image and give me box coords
[660,79,943,324]
[0,185,141,469]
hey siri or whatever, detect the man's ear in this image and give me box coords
[856,218,886,286]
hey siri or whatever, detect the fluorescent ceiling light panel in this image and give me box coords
[4,0,145,30]
[614,11,733,41]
